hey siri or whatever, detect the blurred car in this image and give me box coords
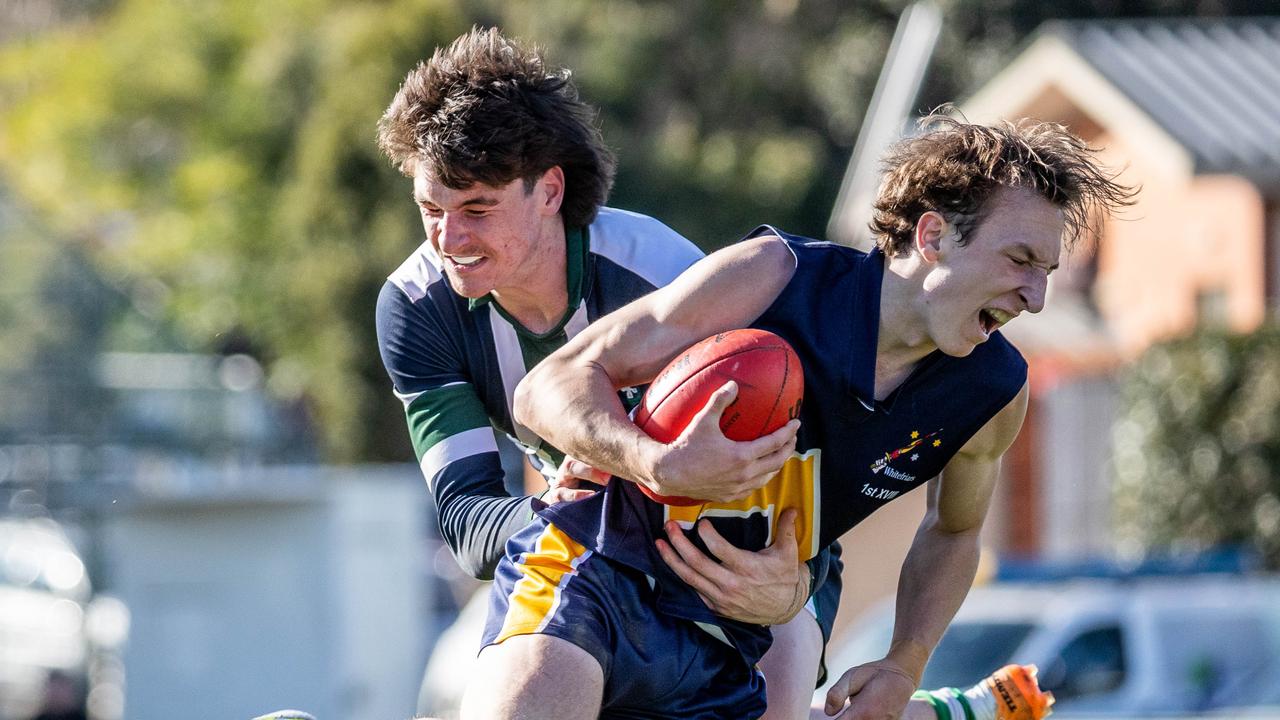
[821,576,1280,716]
[0,517,91,720]
[417,587,489,719]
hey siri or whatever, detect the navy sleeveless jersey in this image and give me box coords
[537,227,1027,663]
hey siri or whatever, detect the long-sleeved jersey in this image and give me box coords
[375,208,703,578]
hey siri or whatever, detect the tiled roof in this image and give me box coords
[1045,17,1280,186]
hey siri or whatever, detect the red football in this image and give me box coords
[633,329,804,505]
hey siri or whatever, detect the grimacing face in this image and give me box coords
[412,167,551,300]
[919,186,1065,357]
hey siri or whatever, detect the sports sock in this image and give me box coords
[914,665,1052,720]
[913,685,991,720]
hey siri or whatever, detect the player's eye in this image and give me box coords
[420,205,443,218]
[464,208,489,218]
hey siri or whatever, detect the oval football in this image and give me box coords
[634,329,803,505]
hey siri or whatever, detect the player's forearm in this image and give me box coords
[435,491,536,579]
[515,359,662,487]
[886,516,982,682]
[425,447,537,580]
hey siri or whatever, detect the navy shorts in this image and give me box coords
[810,540,843,686]
[482,518,768,719]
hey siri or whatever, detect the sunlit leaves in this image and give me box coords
[1114,327,1280,568]
[0,0,468,459]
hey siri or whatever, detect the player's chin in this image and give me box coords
[445,272,492,299]
[937,331,984,357]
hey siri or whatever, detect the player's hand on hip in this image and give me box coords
[655,507,809,625]
[542,486,594,504]
[552,456,610,489]
[544,457,606,504]
[823,659,918,719]
[645,381,799,503]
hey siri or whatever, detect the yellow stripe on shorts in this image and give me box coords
[495,523,593,644]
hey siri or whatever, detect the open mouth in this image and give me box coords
[446,254,485,269]
[980,310,997,335]
[979,308,1015,336]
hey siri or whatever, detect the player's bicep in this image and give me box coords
[564,234,798,388]
[931,455,998,533]
[933,382,1030,532]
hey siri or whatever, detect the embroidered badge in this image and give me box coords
[869,429,942,476]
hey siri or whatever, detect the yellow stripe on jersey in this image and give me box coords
[495,523,592,644]
[664,448,822,563]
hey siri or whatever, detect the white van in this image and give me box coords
[0,518,91,720]
[821,577,1280,717]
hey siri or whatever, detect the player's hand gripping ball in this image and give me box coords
[633,329,803,505]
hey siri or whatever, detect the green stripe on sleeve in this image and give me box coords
[405,384,492,461]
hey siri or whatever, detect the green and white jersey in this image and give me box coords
[376,208,703,578]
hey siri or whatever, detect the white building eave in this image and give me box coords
[960,33,1194,183]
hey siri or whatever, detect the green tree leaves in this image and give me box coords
[0,0,469,459]
[1114,327,1280,568]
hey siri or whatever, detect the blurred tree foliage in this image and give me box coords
[0,0,1268,461]
[0,196,119,443]
[0,0,472,460]
[1113,326,1280,568]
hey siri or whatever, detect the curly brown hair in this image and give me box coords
[870,113,1136,256]
[377,27,616,228]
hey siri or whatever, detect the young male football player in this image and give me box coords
[481,115,1132,719]
[375,27,837,719]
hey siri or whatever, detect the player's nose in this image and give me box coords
[437,213,469,252]
[1021,274,1047,314]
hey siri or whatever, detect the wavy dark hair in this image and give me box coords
[378,27,616,228]
[871,112,1136,256]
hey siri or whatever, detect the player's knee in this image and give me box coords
[461,635,604,720]
[759,614,825,720]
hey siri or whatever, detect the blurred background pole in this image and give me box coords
[828,1,941,250]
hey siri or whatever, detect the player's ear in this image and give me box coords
[914,211,948,263]
[536,165,566,217]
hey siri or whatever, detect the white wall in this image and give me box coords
[100,465,428,720]
[1038,375,1119,559]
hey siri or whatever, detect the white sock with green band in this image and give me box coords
[913,678,998,720]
